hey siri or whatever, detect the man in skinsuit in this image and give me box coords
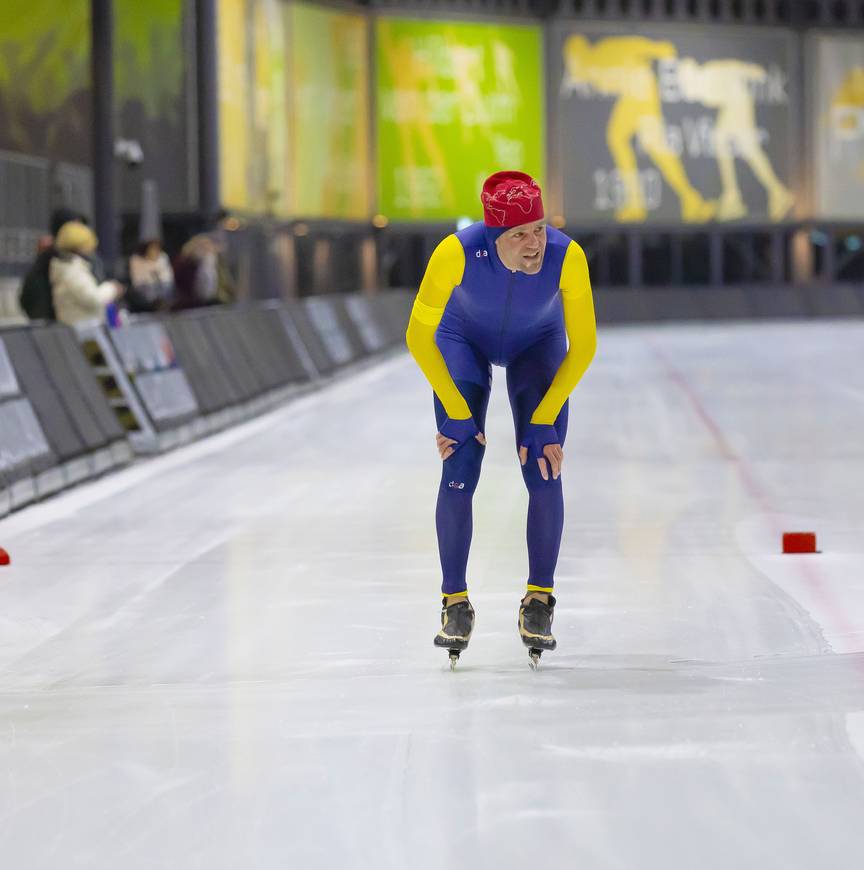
[405,171,597,664]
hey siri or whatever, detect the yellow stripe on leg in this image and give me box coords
[526,585,553,593]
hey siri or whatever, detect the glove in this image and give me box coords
[439,416,481,451]
[520,423,559,460]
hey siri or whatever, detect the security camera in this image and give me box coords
[114,138,144,168]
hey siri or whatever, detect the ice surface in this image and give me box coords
[0,321,863,869]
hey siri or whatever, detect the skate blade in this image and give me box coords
[448,650,461,671]
[528,648,542,670]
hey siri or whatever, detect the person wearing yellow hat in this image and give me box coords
[49,222,124,326]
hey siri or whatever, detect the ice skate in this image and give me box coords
[434,597,475,670]
[519,594,557,669]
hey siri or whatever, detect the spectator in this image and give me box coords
[172,234,235,310]
[172,234,214,310]
[211,233,237,305]
[49,222,124,326]
[210,211,240,303]
[127,239,174,313]
[18,207,87,321]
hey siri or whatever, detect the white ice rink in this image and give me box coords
[1,320,863,869]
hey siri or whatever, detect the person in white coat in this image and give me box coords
[127,239,175,312]
[49,221,124,326]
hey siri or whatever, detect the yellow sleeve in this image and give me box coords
[530,241,597,426]
[405,234,472,420]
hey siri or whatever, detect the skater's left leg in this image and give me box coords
[506,336,570,600]
[432,380,487,660]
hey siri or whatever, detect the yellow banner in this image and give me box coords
[288,2,370,218]
[217,0,251,211]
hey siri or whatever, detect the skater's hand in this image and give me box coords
[519,443,563,481]
[519,423,561,480]
[436,431,486,460]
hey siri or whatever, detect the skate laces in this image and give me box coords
[442,599,474,634]
[521,594,556,613]
[521,596,555,633]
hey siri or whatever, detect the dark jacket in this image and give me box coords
[19,250,56,321]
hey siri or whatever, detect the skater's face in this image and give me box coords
[495,219,547,274]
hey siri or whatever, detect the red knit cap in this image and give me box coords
[481,171,544,228]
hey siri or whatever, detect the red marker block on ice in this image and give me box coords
[0,547,10,566]
[782,532,817,554]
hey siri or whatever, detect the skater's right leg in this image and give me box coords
[433,380,490,598]
[428,335,491,663]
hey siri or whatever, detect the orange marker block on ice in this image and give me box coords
[782,532,817,554]
[0,547,10,566]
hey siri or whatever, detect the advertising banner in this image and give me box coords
[248,0,289,216]
[550,23,798,225]
[288,2,370,219]
[218,0,252,211]
[376,16,545,222]
[217,0,289,215]
[0,0,91,164]
[812,35,864,220]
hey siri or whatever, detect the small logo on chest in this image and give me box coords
[475,250,488,258]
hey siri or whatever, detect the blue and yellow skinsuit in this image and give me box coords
[406,221,597,597]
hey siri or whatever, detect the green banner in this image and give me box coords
[376,17,545,222]
[0,0,90,163]
[289,2,370,218]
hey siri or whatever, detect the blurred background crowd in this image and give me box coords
[17,207,236,327]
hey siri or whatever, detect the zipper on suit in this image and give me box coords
[497,271,514,363]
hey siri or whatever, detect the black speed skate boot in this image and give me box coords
[519,594,557,670]
[434,597,475,670]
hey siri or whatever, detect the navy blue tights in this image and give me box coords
[433,374,568,596]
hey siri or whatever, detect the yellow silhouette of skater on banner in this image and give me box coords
[378,25,456,214]
[563,35,715,223]
[451,43,490,138]
[830,66,864,136]
[828,66,864,181]
[678,58,794,221]
[493,40,519,93]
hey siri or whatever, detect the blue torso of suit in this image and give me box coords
[438,221,570,366]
